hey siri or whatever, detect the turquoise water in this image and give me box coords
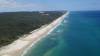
[24,11,100,56]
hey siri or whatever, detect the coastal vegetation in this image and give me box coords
[0,11,66,47]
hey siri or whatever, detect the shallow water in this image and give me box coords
[24,11,100,56]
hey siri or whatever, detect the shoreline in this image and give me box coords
[0,12,69,56]
[21,12,69,56]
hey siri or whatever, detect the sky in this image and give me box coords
[0,0,100,12]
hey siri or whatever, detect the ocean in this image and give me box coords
[24,11,100,56]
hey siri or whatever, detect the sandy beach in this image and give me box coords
[0,12,69,56]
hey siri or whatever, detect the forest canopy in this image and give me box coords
[0,11,66,47]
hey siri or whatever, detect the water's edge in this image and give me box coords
[0,12,69,56]
[21,12,69,56]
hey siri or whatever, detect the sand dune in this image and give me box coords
[0,12,69,56]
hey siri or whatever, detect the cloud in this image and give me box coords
[0,0,16,7]
[0,0,47,11]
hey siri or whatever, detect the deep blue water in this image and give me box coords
[24,11,100,56]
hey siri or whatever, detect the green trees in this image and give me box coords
[0,11,66,47]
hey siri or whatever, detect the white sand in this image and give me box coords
[0,12,69,56]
